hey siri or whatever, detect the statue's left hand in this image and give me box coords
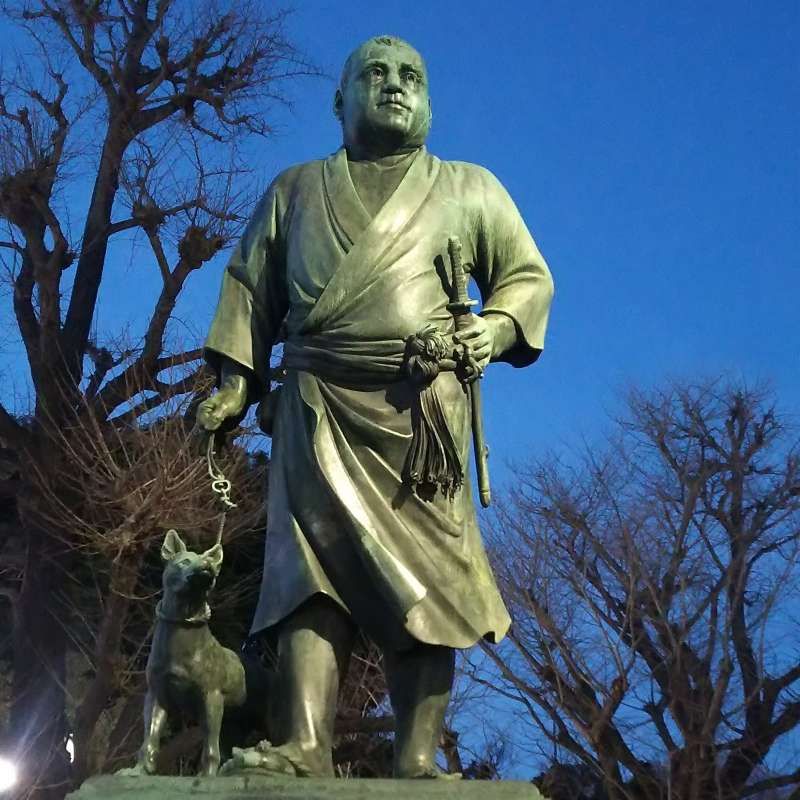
[455,314,517,371]
[196,385,248,432]
[454,315,494,371]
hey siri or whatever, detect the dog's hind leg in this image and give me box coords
[139,692,168,774]
[200,689,224,777]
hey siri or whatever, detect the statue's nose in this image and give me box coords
[382,71,403,95]
[189,567,214,587]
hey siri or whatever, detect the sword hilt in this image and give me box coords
[446,236,477,321]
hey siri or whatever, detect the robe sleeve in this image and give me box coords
[473,168,554,367]
[204,179,289,396]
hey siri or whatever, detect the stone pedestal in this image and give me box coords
[67,775,546,800]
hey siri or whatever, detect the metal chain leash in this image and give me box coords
[206,435,237,545]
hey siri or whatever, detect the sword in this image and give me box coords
[446,236,491,508]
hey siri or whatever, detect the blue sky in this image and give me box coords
[2,1,797,478]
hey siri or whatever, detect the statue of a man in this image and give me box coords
[198,35,553,778]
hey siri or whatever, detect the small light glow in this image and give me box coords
[0,756,18,791]
[66,734,75,764]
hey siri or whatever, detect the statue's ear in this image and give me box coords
[161,529,187,561]
[203,543,224,573]
[333,88,344,121]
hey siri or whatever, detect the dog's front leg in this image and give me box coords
[139,691,168,774]
[200,689,224,777]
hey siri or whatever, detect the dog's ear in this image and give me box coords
[203,543,224,573]
[161,529,187,561]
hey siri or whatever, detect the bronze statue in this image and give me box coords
[197,35,554,779]
[124,531,246,776]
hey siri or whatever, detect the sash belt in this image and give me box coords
[284,330,463,499]
[284,336,405,387]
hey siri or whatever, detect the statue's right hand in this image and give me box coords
[195,386,247,432]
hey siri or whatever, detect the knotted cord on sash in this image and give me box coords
[401,327,463,498]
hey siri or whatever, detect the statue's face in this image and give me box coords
[336,40,431,154]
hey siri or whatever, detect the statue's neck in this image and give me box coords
[345,148,418,217]
[157,596,211,626]
[345,143,420,164]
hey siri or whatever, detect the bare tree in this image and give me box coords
[475,380,800,800]
[0,2,314,796]
[29,378,267,785]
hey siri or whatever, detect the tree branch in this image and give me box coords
[108,366,204,426]
[28,1,118,105]
[0,401,30,450]
[11,248,40,384]
[768,662,800,695]
[741,768,800,797]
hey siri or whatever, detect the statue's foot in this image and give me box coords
[115,762,153,777]
[219,740,319,778]
[396,762,462,780]
[198,760,220,778]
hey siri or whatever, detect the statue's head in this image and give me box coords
[334,36,431,157]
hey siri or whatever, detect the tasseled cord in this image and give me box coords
[402,327,463,499]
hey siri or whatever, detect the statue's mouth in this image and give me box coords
[378,100,410,111]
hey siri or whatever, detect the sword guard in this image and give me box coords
[446,299,478,316]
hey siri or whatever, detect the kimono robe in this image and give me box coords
[205,147,554,649]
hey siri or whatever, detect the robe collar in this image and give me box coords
[322,147,372,248]
[302,146,441,335]
[322,146,435,252]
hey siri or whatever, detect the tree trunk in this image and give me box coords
[104,691,146,772]
[62,128,129,381]
[671,742,717,800]
[72,550,145,784]
[11,508,71,800]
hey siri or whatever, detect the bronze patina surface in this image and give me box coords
[119,532,249,777]
[68,774,548,799]
[197,35,554,779]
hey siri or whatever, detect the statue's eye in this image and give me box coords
[368,66,384,79]
[403,71,420,85]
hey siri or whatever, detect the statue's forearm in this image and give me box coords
[219,358,252,406]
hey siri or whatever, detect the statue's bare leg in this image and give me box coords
[270,595,355,776]
[385,643,455,778]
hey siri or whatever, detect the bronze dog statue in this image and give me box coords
[127,530,248,776]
